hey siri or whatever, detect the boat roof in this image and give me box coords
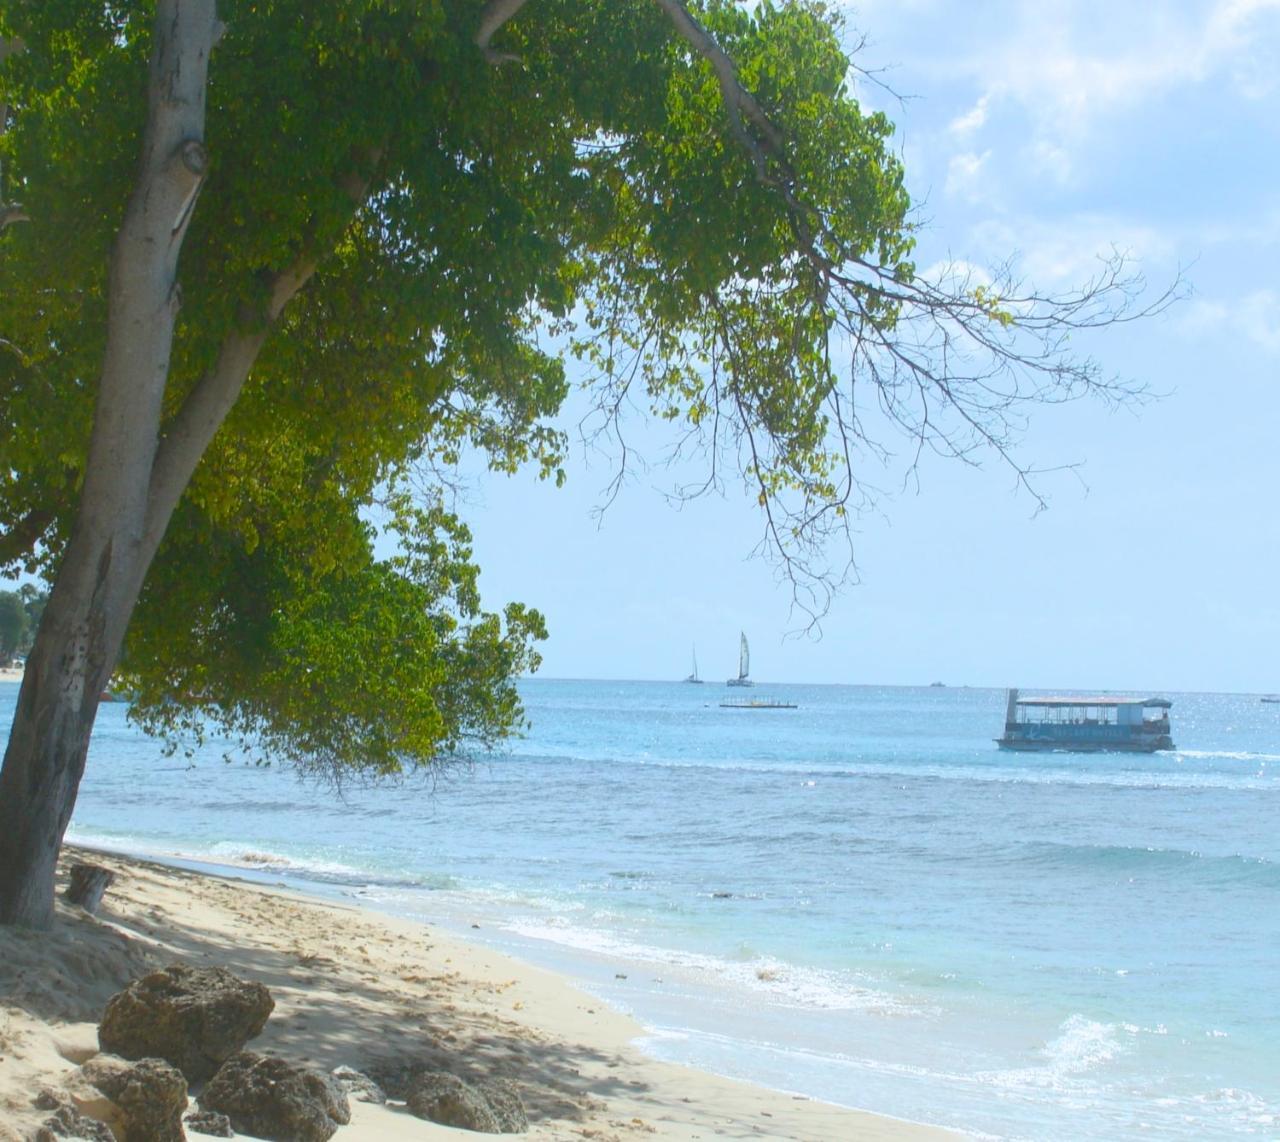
[1015,696,1172,708]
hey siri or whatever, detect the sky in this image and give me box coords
[9,3,1275,695]
[452,0,1280,693]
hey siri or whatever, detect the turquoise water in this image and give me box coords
[4,679,1278,1139]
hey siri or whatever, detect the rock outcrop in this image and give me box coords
[331,1065,386,1105]
[405,1071,528,1133]
[80,1055,187,1142]
[199,1051,351,1142]
[479,1077,530,1133]
[32,1096,116,1142]
[406,1072,500,1132]
[184,1110,234,1137]
[98,963,273,1082]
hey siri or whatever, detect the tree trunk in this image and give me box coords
[0,0,217,930]
[0,536,137,927]
[66,863,116,914]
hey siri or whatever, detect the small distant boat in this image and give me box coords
[720,698,797,710]
[726,631,753,687]
[1262,696,1280,704]
[929,681,946,688]
[684,645,704,684]
[996,689,1175,753]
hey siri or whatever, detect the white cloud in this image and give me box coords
[968,215,1176,285]
[1199,203,1280,248]
[1183,298,1231,336]
[945,150,992,202]
[1028,139,1073,184]
[918,258,995,293]
[1183,290,1280,352]
[915,0,1280,186]
[993,1,1279,115]
[948,94,990,136]
[1237,290,1280,351]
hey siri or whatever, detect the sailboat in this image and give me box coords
[725,631,753,687]
[684,645,704,684]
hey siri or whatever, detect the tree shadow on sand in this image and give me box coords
[1,850,651,1132]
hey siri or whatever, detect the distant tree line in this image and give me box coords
[0,585,47,665]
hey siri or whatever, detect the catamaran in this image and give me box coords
[726,631,753,687]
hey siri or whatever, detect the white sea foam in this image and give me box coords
[205,843,377,882]
[65,829,180,863]
[1190,1087,1278,1130]
[67,832,442,890]
[975,1015,1125,1093]
[501,918,925,1016]
[516,751,1280,792]
[1178,749,1280,763]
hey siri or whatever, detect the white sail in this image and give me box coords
[726,630,754,686]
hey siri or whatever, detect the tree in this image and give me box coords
[0,0,1164,928]
[0,590,25,663]
[15,584,44,653]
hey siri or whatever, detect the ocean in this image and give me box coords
[4,679,1277,1140]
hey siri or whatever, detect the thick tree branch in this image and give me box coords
[475,0,529,64]
[651,0,783,153]
[142,150,382,562]
[650,0,824,285]
[141,257,317,562]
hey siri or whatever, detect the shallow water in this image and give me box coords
[4,679,1278,1139]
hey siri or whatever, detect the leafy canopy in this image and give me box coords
[1,1,1132,771]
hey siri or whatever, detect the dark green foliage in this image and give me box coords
[0,591,25,662]
[0,2,1141,773]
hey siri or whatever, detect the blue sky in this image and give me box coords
[455,0,1280,692]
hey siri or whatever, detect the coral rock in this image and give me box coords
[331,1065,386,1104]
[200,1050,351,1142]
[98,963,273,1082]
[405,1071,502,1133]
[184,1110,234,1137]
[34,1102,115,1142]
[81,1055,187,1142]
[478,1077,529,1133]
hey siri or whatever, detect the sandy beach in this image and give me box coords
[0,847,952,1141]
